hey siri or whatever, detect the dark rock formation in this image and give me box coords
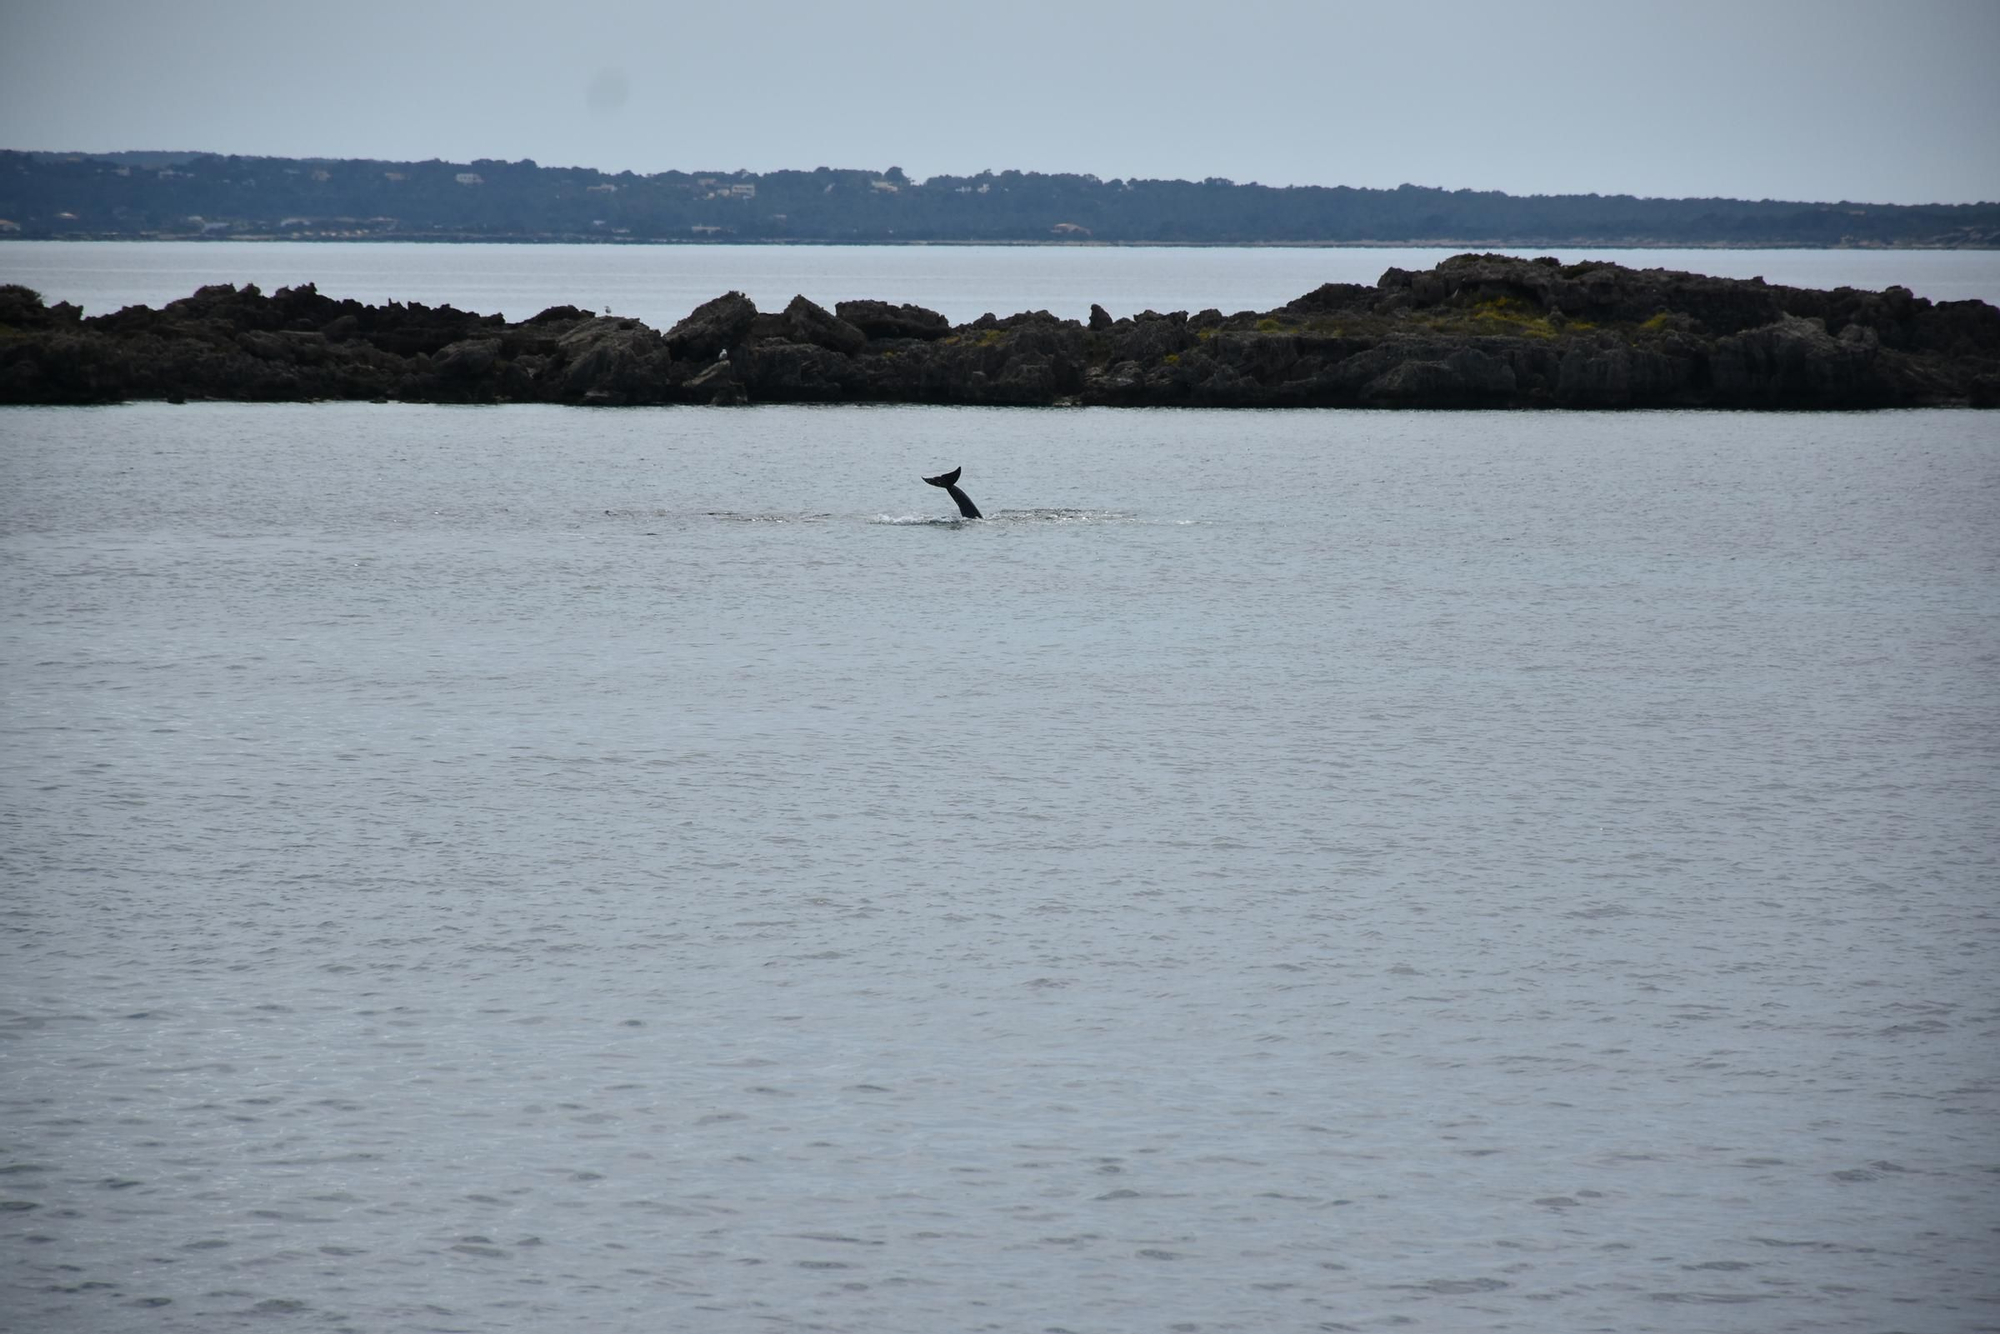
[662,291,754,364]
[781,295,868,356]
[833,299,951,342]
[3,255,1996,409]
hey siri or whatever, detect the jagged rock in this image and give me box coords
[235,329,292,361]
[1555,343,1690,407]
[1280,282,1374,316]
[683,360,747,405]
[1362,347,1518,406]
[782,295,867,355]
[735,340,855,401]
[557,318,671,403]
[1089,303,1114,331]
[664,291,757,362]
[1206,331,1301,383]
[1839,323,1881,350]
[0,284,78,328]
[1109,315,1193,365]
[1711,314,1884,407]
[435,337,502,381]
[1085,359,1150,403]
[985,356,1059,404]
[1186,358,1264,406]
[835,299,951,341]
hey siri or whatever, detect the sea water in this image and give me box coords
[2,399,1996,1332]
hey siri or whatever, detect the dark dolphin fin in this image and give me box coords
[922,466,982,518]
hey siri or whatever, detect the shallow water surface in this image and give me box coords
[2,403,1997,1332]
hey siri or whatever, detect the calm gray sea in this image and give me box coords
[3,393,1997,1332]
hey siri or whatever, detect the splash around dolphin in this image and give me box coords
[921,466,982,519]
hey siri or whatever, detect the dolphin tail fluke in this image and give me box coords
[922,466,981,518]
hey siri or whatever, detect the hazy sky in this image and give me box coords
[3,0,1996,203]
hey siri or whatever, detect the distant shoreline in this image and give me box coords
[8,152,1995,249]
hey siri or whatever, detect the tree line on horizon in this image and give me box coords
[3,151,1996,247]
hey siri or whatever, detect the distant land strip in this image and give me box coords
[5,253,1995,408]
[3,151,1998,248]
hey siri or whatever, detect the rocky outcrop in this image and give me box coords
[662,290,754,364]
[833,299,951,341]
[782,295,867,355]
[3,255,1996,408]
